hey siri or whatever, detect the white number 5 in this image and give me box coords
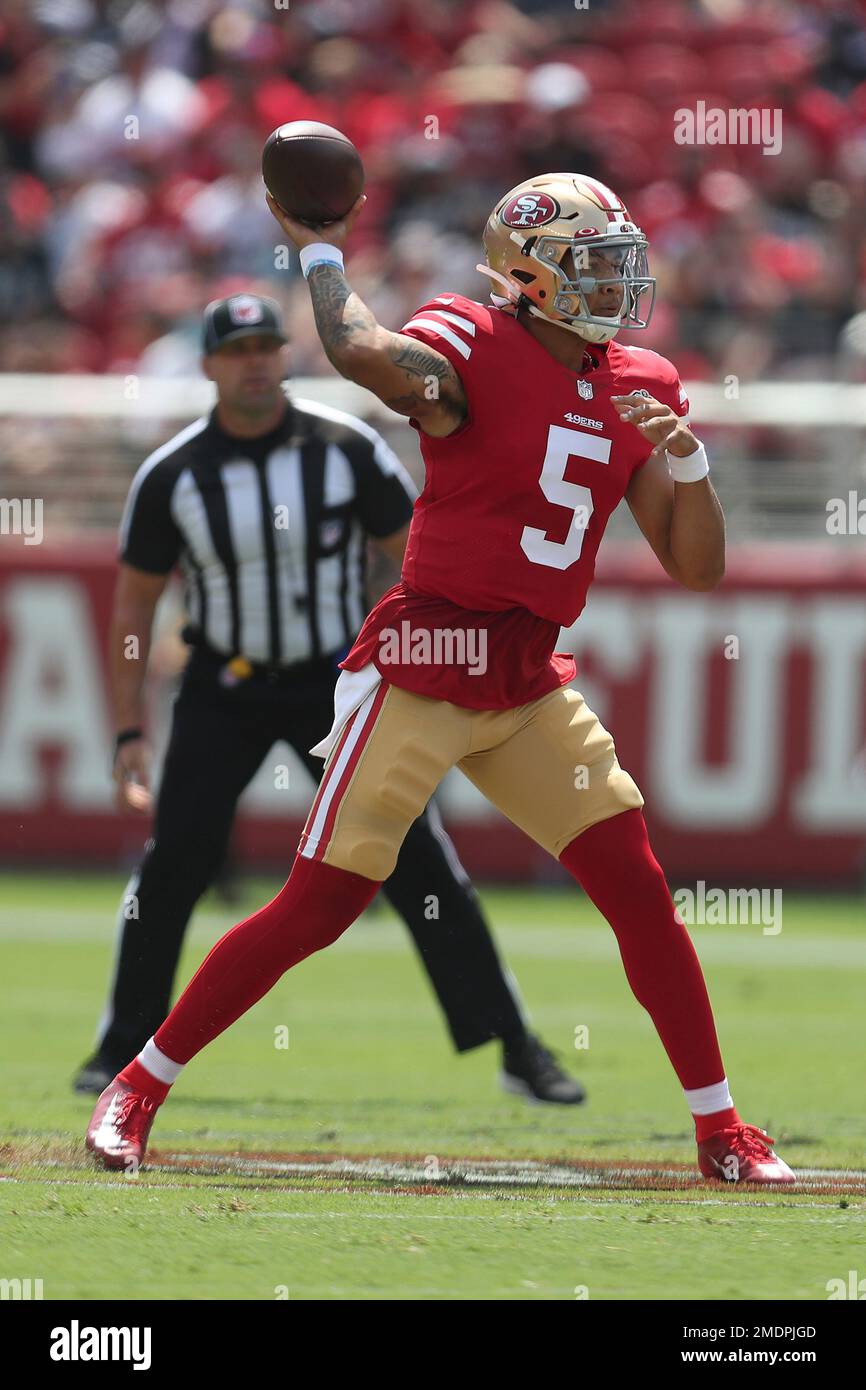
[520,424,611,570]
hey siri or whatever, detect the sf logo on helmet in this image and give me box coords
[501,192,560,228]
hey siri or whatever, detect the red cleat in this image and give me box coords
[698,1122,795,1184]
[85,1078,160,1172]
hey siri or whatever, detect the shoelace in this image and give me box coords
[725,1123,775,1159]
[112,1091,155,1127]
[113,1092,140,1128]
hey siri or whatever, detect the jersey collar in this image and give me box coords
[207,397,296,454]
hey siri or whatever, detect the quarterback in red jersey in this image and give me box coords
[87,173,794,1186]
[343,287,690,708]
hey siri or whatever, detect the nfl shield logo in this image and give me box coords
[577,379,593,400]
[320,520,343,548]
[228,295,264,325]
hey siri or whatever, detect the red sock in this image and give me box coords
[118,1057,171,1105]
[694,1108,741,1143]
[560,809,726,1093]
[152,855,379,1066]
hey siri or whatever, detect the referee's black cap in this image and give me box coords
[202,294,287,353]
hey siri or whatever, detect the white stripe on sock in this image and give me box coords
[139,1038,185,1086]
[684,1078,733,1116]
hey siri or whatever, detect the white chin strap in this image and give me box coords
[527,303,620,344]
[476,264,518,302]
[476,264,620,343]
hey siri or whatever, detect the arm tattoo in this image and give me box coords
[306,263,376,360]
[305,263,464,420]
[387,340,451,383]
[385,338,461,412]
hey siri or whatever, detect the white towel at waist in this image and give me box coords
[309,662,383,761]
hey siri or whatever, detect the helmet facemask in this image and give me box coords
[534,234,655,343]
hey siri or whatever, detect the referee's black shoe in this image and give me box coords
[500,1033,586,1105]
[73,1054,123,1096]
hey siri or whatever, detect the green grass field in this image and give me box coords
[1,874,864,1301]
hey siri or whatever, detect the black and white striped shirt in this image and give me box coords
[118,396,416,665]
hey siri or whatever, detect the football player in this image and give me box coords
[87,174,793,1184]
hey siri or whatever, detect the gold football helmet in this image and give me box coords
[478,173,655,344]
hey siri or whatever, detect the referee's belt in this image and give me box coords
[183,628,341,687]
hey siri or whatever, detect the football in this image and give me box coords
[262,120,364,225]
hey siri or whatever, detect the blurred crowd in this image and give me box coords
[2,0,866,383]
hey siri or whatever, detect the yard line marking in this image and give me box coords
[150,1151,866,1197]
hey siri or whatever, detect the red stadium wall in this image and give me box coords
[1,539,865,885]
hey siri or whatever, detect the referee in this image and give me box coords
[73,293,584,1106]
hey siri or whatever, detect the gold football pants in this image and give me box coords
[299,679,644,882]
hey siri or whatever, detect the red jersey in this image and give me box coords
[343,293,689,709]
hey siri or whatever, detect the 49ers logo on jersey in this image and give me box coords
[500,192,560,228]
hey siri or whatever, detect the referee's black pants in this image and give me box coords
[95,646,527,1070]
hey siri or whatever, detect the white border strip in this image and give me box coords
[300,683,384,860]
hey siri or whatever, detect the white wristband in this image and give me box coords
[666,441,709,483]
[299,243,345,279]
